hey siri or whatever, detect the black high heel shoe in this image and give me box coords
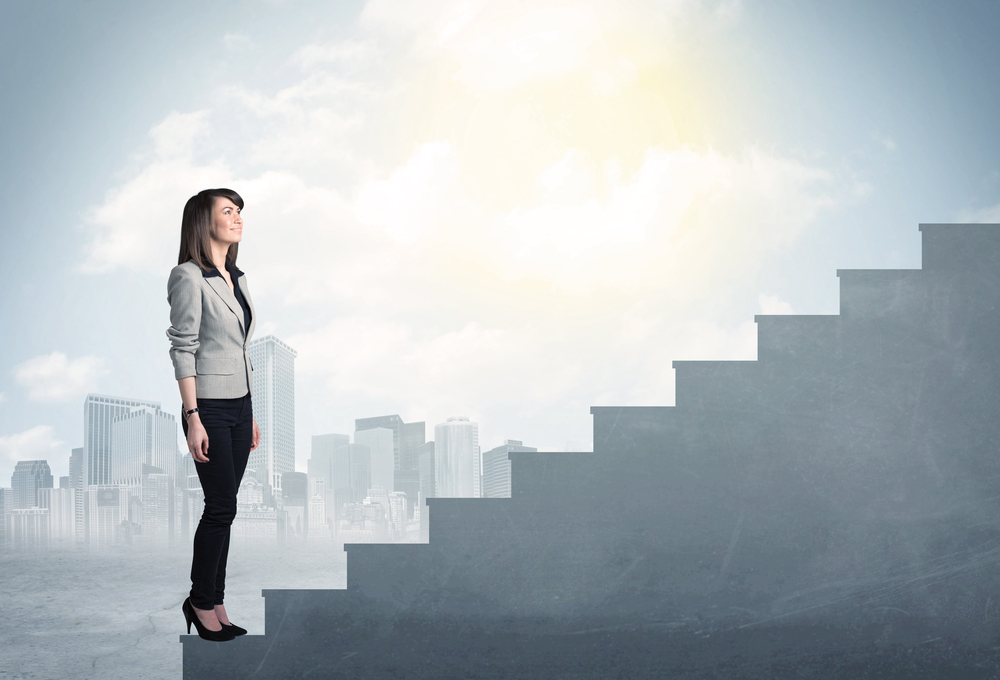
[183,598,235,642]
[221,622,247,636]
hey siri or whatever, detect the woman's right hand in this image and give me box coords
[187,415,210,462]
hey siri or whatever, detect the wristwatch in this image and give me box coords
[184,407,200,420]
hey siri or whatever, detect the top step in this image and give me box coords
[919,223,1000,273]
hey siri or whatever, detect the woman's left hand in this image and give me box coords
[251,417,261,451]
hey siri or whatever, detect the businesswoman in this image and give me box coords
[167,188,260,642]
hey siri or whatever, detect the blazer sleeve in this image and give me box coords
[166,265,201,380]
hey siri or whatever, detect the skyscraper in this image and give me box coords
[11,460,53,509]
[282,471,308,539]
[6,508,49,549]
[434,417,480,498]
[0,487,11,544]
[355,415,404,470]
[418,441,435,502]
[329,443,372,513]
[82,394,160,542]
[365,485,392,537]
[355,415,425,515]
[308,433,350,523]
[39,486,75,546]
[110,406,178,486]
[354,427,394,495]
[398,421,425,517]
[248,335,297,491]
[308,490,327,538]
[87,485,129,548]
[69,447,82,543]
[481,440,537,498]
[140,472,172,547]
[388,491,407,539]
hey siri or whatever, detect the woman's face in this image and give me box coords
[211,197,243,247]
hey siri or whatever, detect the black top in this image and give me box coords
[202,260,251,338]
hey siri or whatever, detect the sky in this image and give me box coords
[3,0,1000,485]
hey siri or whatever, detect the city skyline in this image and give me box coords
[2,388,547,488]
[1,364,538,550]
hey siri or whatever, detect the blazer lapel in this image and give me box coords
[204,276,245,334]
[238,275,256,345]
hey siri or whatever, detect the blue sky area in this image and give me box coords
[3,0,1000,483]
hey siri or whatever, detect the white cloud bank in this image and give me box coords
[0,425,66,473]
[758,294,795,315]
[14,352,106,402]
[957,203,1000,223]
[77,0,858,450]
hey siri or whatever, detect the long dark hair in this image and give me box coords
[178,188,244,269]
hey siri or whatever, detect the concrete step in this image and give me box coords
[836,269,924,319]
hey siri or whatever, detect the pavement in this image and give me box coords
[0,539,347,680]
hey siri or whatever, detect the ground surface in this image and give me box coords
[0,539,347,680]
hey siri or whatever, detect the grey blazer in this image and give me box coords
[166,260,256,399]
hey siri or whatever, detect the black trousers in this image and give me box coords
[182,392,253,610]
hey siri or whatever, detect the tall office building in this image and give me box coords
[388,491,407,539]
[248,335,297,491]
[354,428,394,495]
[38,487,76,546]
[69,448,82,537]
[87,485,130,548]
[308,433,350,523]
[355,416,425,517]
[481,440,537,498]
[11,460,53,509]
[82,394,160,543]
[356,415,404,470]
[339,444,373,504]
[434,417,480,498]
[110,406,177,485]
[399,422,424,517]
[237,475,264,508]
[310,476,326,500]
[282,471,308,539]
[140,472,172,547]
[6,508,49,549]
[417,441,435,543]
[308,492,327,538]
[365,485,392,536]
[418,441,435,501]
[327,443,372,535]
[180,482,203,541]
[0,487,12,545]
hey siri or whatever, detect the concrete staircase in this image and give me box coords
[182,225,1000,679]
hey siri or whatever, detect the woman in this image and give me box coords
[166,188,261,642]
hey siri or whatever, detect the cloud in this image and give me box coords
[79,110,229,275]
[0,426,66,471]
[79,0,858,451]
[872,132,896,152]
[349,142,839,293]
[362,2,646,94]
[758,294,795,315]
[354,141,466,243]
[224,33,254,51]
[149,110,210,159]
[14,352,106,402]
[957,203,1000,223]
[291,39,379,70]
[290,318,547,412]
